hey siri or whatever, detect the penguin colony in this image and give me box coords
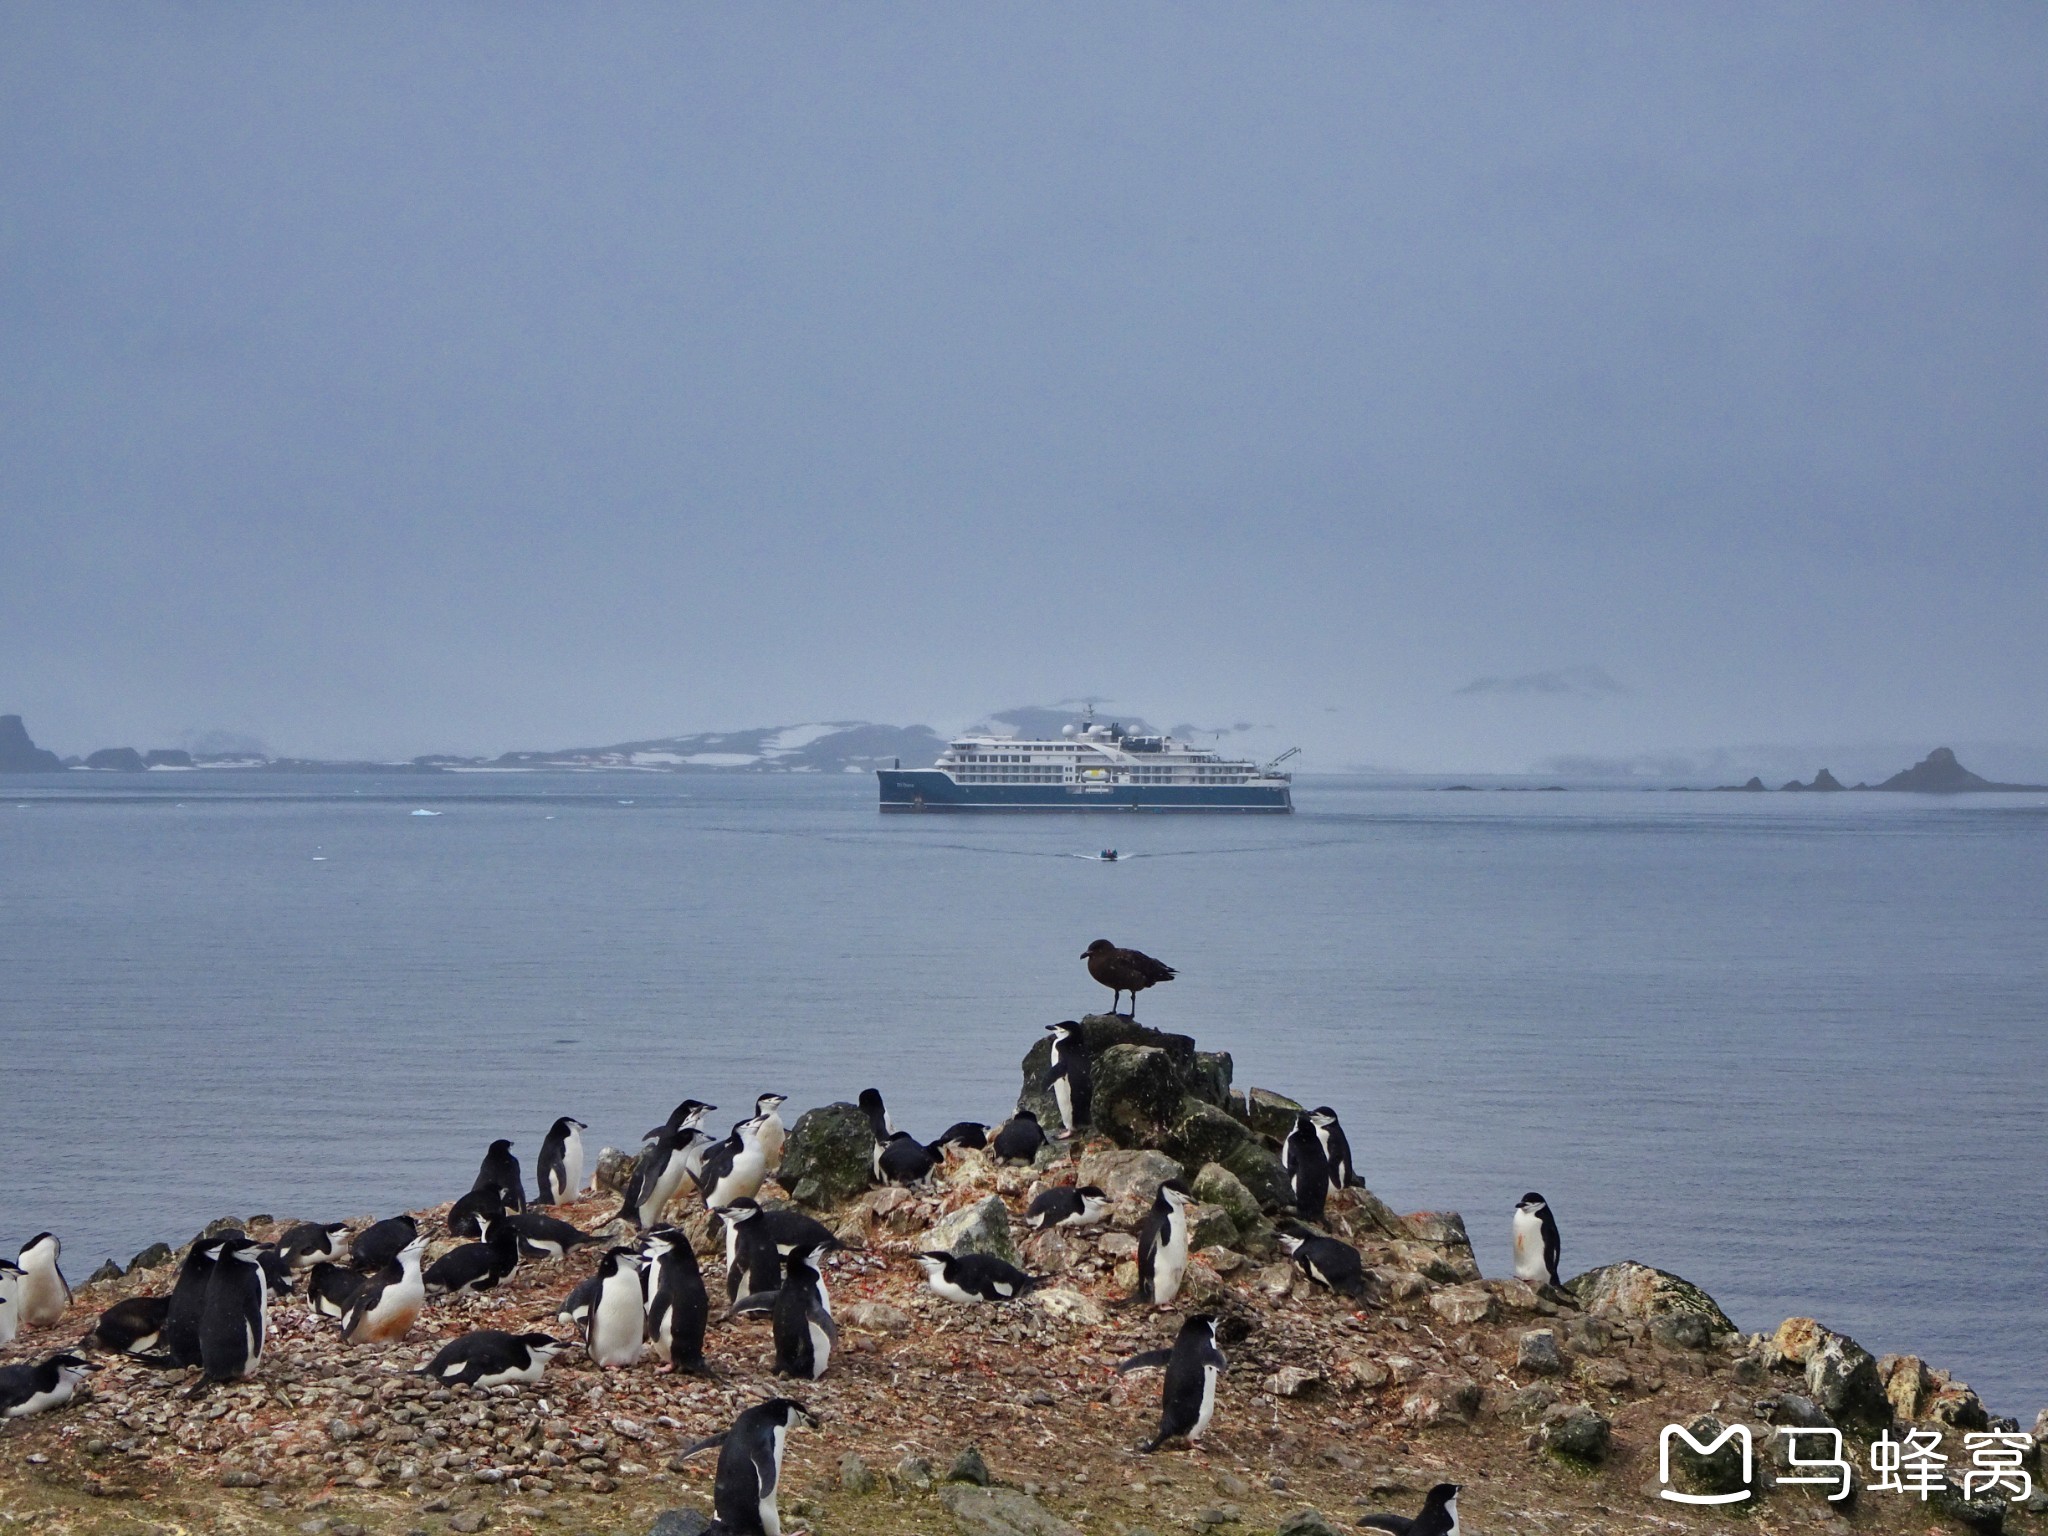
[0,941,1579,1536]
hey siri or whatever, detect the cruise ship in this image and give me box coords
[877,710,1295,812]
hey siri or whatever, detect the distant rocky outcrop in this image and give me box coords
[1780,768,1845,792]
[83,746,147,771]
[144,748,194,768]
[0,715,62,773]
[1874,746,2046,793]
[489,720,947,774]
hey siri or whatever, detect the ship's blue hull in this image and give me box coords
[877,769,1292,812]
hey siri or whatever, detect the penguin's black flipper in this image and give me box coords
[1358,1519,1415,1534]
[677,1432,729,1459]
[729,1290,779,1317]
[123,1351,182,1370]
[1115,1349,1174,1372]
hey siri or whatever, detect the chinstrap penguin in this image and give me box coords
[161,1238,228,1365]
[470,1138,526,1214]
[1360,1482,1462,1535]
[1044,1019,1093,1135]
[990,1109,1048,1164]
[0,1258,22,1348]
[697,1119,770,1210]
[349,1214,419,1273]
[1131,1180,1194,1305]
[584,1245,646,1368]
[1280,1112,1331,1224]
[536,1116,588,1205]
[1513,1192,1562,1289]
[418,1329,567,1388]
[769,1242,837,1380]
[80,1295,171,1356]
[307,1262,365,1321]
[917,1250,1042,1303]
[340,1235,427,1343]
[198,1235,270,1381]
[679,1396,816,1536]
[622,1122,703,1229]
[0,1352,97,1419]
[751,1093,789,1167]
[424,1220,521,1295]
[718,1201,787,1313]
[1023,1185,1111,1232]
[16,1233,71,1329]
[874,1131,941,1186]
[1308,1106,1360,1190]
[1278,1227,1369,1301]
[503,1210,596,1262]
[276,1221,351,1270]
[641,1226,710,1374]
[447,1185,505,1240]
[1117,1313,1227,1452]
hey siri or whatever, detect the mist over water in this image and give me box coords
[5,772,2045,1414]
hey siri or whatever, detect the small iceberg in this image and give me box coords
[411,808,441,817]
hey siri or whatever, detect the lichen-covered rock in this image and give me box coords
[593,1144,638,1195]
[1274,1511,1345,1536]
[1091,1045,1187,1144]
[1076,1148,1183,1207]
[648,1511,712,1536]
[1018,1014,1207,1128]
[1241,1087,1304,1140]
[1537,1401,1610,1464]
[1166,1097,1261,1171]
[1189,1050,1234,1109]
[1213,1137,1291,1211]
[1027,1287,1106,1327]
[125,1242,174,1273]
[1765,1317,1889,1431]
[926,1195,1018,1267]
[1567,1260,1736,1335]
[1400,1374,1480,1425]
[1188,1203,1238,1250]
[778,1102,875,1210]
[1192,1163,1261,1232]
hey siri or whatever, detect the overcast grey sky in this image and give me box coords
[3,5,2042,772]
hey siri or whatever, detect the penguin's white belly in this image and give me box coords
[1191,1365,1219,1439]
[21,1270,67,1328]
[563,1132,585,1197]
[759,1118,786,1167]
[808,1317,832,1376]
[1053,1077,1074,1131]
[1511,1211,1544,1283]
[759,1425,787,1535]
[6,1380,77,1418]
[0,1280,19,1348]
[590,1289,645,1366]
[927,1275,977,1305]
[478,1360,543,1388]
[716,1149,768,1204]
[1155,1215,1190,1302]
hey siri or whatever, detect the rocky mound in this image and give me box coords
[1,1017,2035,1536]
[0,713,62,773]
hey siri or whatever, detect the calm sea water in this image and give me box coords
[4,772,2045,1413]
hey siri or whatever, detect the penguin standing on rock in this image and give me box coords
[471,1139,526,1214]
[585,1246,646,1368]
[1361,1483,1463,1535]
[770,1242,837,1380]
[0,1352,97,1419]
[1512,1193,1562,1289]
[1308,1107,1360,1190]
[277,1222,351,1270]
[418,1329,567,1388]
[340,1236,427,1344]
[679,1397,816,1536]
[1117,1313,1226,1452]
[1131,1180,1194,1306]
[198,1236,270,1381]
[16,1233,70,1329]
[641,1226,709,1374]
[990,1109,1048,1164]
[536,1116,588,1206]
[1044,1020,1093,1136]
[1280,1112,1331,1225]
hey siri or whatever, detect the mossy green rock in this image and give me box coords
[779,1102,876,1209]
[1568,1260,1737,1336]
[1243,1087,1305,1140]
[1092,1045,1187,1145]
[1192,1163,1262,1232]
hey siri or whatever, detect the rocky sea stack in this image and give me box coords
[0,1014,2035,1536]
[0,713,62,772]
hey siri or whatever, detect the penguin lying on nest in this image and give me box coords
[1360,1483,1462,1535]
